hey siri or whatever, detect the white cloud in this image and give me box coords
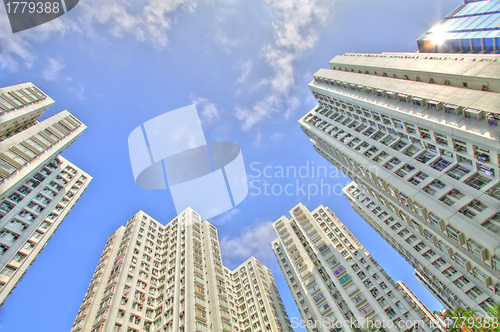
[220,220,277,267]
[191,95,220,123]
[235,96,279,131]
[0,33,35,71]
[42,56,66,82]
[0,10,76,71]
[202,103,220,122]
[236,60,252,85]
[0,0,201,70]
[252,131,263,147]
[235,0,335,130]
[78,0,199,48]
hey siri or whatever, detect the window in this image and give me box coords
[352,293,365,304]
[385,307,396,319]
[1,268,13,276]
[333,265,345,276]
[313,292,324,302]
[447,226,462,244]
[491,256,500,272]
[410,172,428,186]
[339,274,351,285]
[465,173,492,190]
[482,213,500,235]
[308,283,320,293]
[458,206,477,219]
[318,302,330,313]
[468,199,487,212]
[466,287,483,300]
[359,303,373,315]
[328,258,339,267]
[443,266,458,277]
[486,184,500,200]
[195,285,205,294]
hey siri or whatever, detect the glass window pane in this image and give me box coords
[470,1,494,15]
[491,14,500,28]
[455,16,482,31]
[474,13,499,30]
[447,17,470,31]
[464,15,487,30]
[457,1,486,17]
[485,1,500,14]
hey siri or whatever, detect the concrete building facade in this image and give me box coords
[71,209,292,332]
[272,203,434,332]
[0,83,90,305]
[298,53,500,312]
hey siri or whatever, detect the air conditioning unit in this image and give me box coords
[412,96,426,107]
[444,104,462,116]
[427,100,443,111]
[464,108,483,121]
[398,93,411,103]
[386,91,397,100]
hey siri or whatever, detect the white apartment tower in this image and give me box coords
[396,281,445,331]
[298,53,500,312]
[272,203,434,332]
[0,83,91,305]
[71,209,292,332]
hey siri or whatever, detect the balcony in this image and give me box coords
[392,139,410,151]
[465,171,494,190]
[7,259,21,270]
[403,145,422,158]
[18,242,34,255]
[430,157,453,172]
[446,163,472,180]
[415,151,435,164]
[381,135,397,146]
[0,273,11,283]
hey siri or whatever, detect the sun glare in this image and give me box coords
[426,25,449,49]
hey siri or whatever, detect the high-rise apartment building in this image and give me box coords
[272,203,434,332]
[417,0,500,54]
[0,83,54,141]
[396,281,445,331]
[298,53,500,312]
[71,209,292,332]
[0,83,90,305]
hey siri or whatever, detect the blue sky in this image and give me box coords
[0,0,463,331]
